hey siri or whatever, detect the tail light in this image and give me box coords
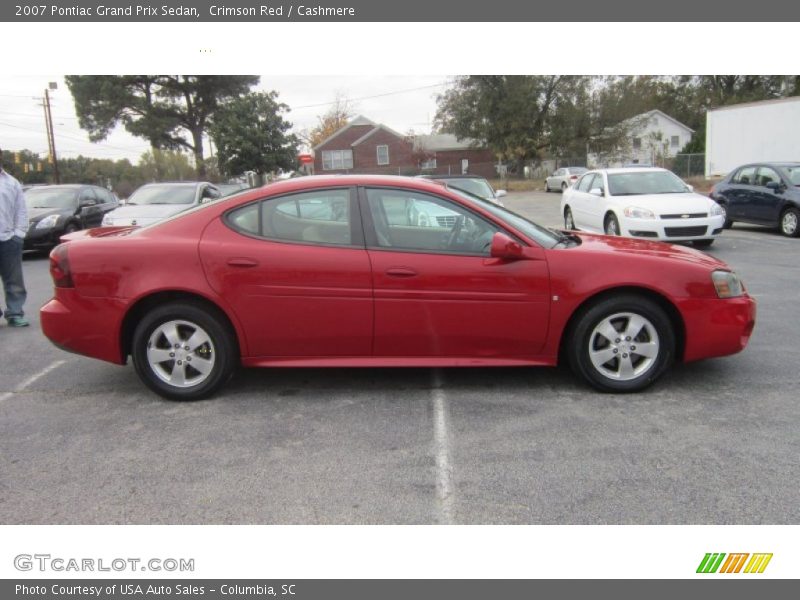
[49,244,74,288]
[570,175,578,180]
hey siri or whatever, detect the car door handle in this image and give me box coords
[385,267,418,278]
[226,258,259,268]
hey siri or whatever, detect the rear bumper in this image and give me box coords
[680,295,756,362]
[40,290,128,365]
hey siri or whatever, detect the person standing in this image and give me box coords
[0,148,29,327]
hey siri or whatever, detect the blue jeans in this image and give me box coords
[0,236,27,319]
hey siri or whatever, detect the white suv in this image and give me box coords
[560,167,726,248]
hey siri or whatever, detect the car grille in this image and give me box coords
[664,226,708,237]
[436,216,457,228]
[660,213,707,219]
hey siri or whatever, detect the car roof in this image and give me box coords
[591,167,669,175]
[249,174,461,196]
[25,184,84,190]
[138,181,208,188]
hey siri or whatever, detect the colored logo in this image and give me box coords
[696,553,773,574]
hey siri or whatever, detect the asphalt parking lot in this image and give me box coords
[1,190,798,525]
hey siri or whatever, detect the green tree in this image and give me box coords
[65,75,260,178]
[209,91,298,179]
[138,149,197,182]
[435,76,600,170]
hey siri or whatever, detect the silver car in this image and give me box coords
[545,167,588,193]
[101,182,221,227]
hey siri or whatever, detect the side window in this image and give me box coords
[733,166,756,185]
[576,174,595,192]
[263,189,352,245]
[228,203,260,235]
[755,167,781,188]
[201,186,221,202]
[554,168,564,177]
[366,188,499,256]
[79,188,97,204]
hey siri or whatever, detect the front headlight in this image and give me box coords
[623,206,655,219]
[712,270,745,298]
[102,215,113,226]
[35,214,60,230]
[710,202,725,217]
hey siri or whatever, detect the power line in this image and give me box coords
[290,82,449,111]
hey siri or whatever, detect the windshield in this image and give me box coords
[25,188,78,210]
[128,185,197,205]
[443,178,494,199]
[448,188,561,248]
[607,171,690,196]
[782,165,800,186]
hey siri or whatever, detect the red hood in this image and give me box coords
[567,231,729,270]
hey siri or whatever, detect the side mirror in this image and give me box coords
[766,181,782,191]
[80,199,96,208]
[495,189,507,198]
[490,232,525,260]
[686,184,694,192]
[589,188,604,197]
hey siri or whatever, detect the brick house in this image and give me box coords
[312,115,497,177]
[312,115,414,175]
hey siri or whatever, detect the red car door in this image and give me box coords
[199,187,373,358]
[362,187,551,359]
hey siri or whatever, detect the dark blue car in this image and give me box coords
[710,162,800,237]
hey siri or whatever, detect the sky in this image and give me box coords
[0,75,450,163]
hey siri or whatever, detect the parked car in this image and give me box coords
[23,184,119,251]
[101,182,221,227]
[561,167,726,248]
[545,167,588,192]
[216,182,251,197]
[709,162,800,237]
[42,175,755,400]
[418,174,506,205]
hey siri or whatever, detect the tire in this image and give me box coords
[561,182,568,192]
[604,213,620,236]
[718,203,733,229]
[131,302,237,400]
[564,207,576,230]
[779,207,800,237]
[544,181,550,192]
[567,294,675,393]
[693,239,714,248]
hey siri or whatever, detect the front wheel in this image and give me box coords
[693,239,714,248]
[564,207,576,230]
[567,295,675,393]
[604,214,620,236]
[780,207,800,237]
[132,302,237,400]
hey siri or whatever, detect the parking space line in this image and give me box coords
[431,368,455,524]
[0,359,67,404]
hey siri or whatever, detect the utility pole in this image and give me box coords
[44,83,60,184]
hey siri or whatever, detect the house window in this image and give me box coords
[671,135,680,148]
[420,158,437,170]
[632,137,642,150]
[321,149,354,170]
[376,145,389,166]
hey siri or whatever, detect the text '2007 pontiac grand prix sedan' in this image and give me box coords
[41,175,755,400]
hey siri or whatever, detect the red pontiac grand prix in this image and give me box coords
[41,175,755,400]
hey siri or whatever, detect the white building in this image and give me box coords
[589,109,694,168]
[705,96,800,177]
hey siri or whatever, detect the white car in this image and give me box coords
[545,166,588,192]
[560,168,726,248]
[101,182,221,227]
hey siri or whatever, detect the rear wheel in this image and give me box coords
[567,295,675,393]
[780,207,800,237]
[544,181,551,192]
[604,213,620,236]
[132,302,236,400]
[561,182,568,192]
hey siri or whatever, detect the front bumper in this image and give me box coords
[621,215,726,241]
[40,290,129,365]
[24,227,63,250]
[679,294,756,362]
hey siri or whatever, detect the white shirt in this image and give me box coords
[0,169,28,241]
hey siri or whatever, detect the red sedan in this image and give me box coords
[41,175,755,400]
